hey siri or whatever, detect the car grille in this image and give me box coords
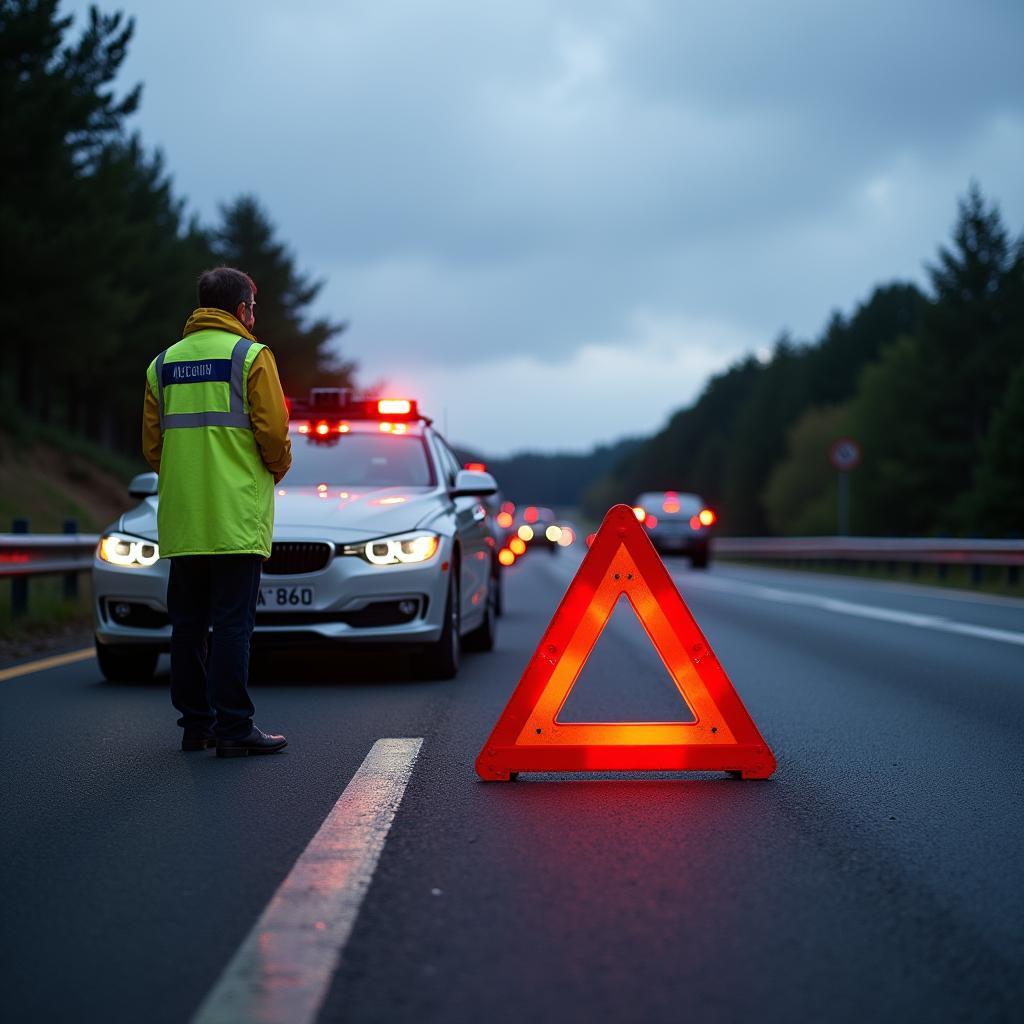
[264,542,333,575]
[257,599,424,628]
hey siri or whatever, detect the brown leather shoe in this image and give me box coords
[216,727,287,758]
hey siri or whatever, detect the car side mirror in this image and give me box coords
[450,469,498,499]
[128,471,159,499]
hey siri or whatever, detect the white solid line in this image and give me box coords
[677,574,1024,648]
[191,737,423,1024]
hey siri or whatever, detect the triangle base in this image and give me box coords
[476,742,776,781]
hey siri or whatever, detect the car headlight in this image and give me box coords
[97,532,160,568]
[343,531,440,566]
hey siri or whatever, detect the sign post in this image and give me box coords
[828,438,861,536]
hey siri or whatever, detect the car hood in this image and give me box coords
[117,487,442,544]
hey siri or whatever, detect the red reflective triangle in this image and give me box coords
[476,504,777,781]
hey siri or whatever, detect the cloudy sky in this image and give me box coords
[65,0,1024,454]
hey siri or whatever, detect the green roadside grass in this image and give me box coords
[0,574,94,638]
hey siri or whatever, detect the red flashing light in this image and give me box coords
[465,462,487,472]
[378,398,412,416]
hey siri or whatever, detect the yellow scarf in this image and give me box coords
[182,307,257,342]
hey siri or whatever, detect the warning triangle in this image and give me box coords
[475,504,777,781]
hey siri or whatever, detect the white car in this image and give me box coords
[93,392,500,681]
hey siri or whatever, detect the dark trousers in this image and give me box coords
[167,554,262,739]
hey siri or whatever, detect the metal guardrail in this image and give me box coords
[0,533,101,576]
[0,525,100,617]
[713,536,1024,585]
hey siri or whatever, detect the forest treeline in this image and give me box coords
[584,185,1024,538]
[0,1,353,455]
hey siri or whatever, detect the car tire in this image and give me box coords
[464,572,498,652]
[417,573,461,679]
[493,563,504,617]
[95,639,159,682]
[690,544,710,570]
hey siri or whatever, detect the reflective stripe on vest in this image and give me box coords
[154,337,254,433]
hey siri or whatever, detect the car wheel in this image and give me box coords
[464,572,498,652]
[95,638,159,682]
[417,572,461,679]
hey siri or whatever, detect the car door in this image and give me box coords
[437,439,489,627]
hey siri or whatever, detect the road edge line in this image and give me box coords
[191,736,424,1024]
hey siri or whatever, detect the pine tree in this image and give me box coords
[0,1,140,420]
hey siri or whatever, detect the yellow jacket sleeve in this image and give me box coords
[248,348,292,484]
[142,382,162,473]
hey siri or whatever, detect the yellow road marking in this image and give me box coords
[0,647,95,683]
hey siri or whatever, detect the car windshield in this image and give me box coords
[287,433,434,487]
[641,493,703,518]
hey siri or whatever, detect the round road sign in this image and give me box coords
[829,437,861,471]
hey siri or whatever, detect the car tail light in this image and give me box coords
[498,548,515,567]
[699,508,716,526]
[632,506,646,523]
[646,514,658,529]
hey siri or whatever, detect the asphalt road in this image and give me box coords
[2,552,1023,1023]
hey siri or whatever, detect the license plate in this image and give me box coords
[258,585,315,609]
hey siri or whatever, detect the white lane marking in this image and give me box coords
[192,737,423,1024]
[675,574,1024,648]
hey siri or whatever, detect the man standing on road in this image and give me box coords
[142,267,292,757]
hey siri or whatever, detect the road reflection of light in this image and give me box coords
[375,496,406,506]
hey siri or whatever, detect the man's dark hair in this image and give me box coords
[197,266,256,313]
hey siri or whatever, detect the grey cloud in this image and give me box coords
[61,0,1024,445]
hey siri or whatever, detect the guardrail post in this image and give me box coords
[63,519,79,601]
[11,518,28,617]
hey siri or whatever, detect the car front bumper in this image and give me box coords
[92,542,451,650]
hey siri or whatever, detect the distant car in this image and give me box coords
[512,505,559,553]
[633,491,717,568]
[93,392,501,682]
